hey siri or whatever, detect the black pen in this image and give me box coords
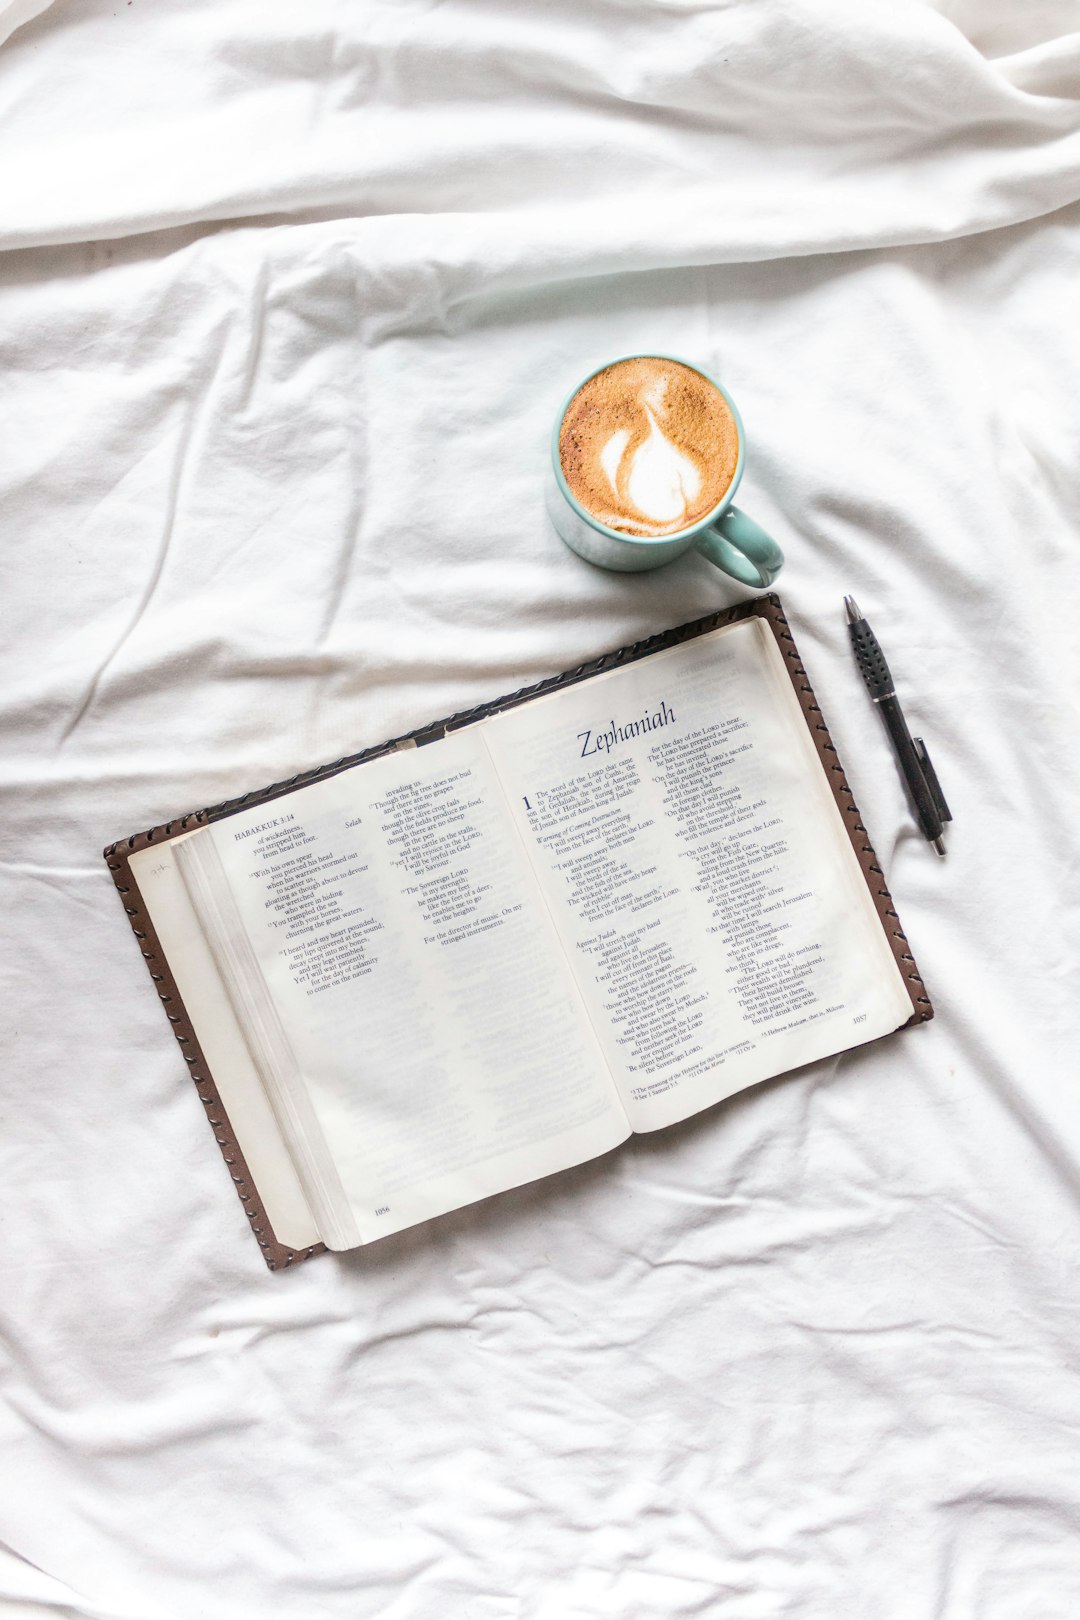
[844,596,951,856]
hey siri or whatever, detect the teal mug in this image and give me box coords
[546,353,783,587]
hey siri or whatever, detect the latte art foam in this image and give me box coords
[559,358,739,537]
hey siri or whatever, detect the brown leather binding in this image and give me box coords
[756,597,932,1024]
[104,595,931,1270]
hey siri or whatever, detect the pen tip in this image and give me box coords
[932,836,946,857]
[844,595,862,625]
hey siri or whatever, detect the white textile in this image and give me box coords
[2,2,1079,1616]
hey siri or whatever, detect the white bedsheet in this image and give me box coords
[2,2,1079,1616]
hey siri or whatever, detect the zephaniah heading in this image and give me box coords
[578,700,675,759]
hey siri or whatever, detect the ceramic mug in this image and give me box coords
[546,354,783,587]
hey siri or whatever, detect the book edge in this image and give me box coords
[104,822,326,1272]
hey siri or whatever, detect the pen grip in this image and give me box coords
[849,618,893,700]
[877,696,943,841]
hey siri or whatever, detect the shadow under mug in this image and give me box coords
[547,354,783,588]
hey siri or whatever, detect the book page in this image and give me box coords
[179,729,628,1246]
[480,616,913,1133]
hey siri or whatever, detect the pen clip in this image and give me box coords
[912,738,952,824]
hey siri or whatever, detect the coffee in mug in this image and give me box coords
[547,353,783,586]
[558,356,740,538]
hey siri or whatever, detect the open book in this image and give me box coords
[106,598,930,1267]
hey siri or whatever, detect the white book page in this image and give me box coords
[188,729,628,1246]
[481,617,913,1133]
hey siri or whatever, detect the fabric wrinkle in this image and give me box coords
[2,2,1079,1616]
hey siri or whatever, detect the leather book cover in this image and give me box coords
[104,595,932,1269]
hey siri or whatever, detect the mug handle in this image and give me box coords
[694,505,784,588]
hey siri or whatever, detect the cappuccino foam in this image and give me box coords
[558,357,739,537]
